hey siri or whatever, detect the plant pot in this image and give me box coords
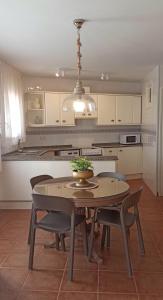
[73,170,94,187]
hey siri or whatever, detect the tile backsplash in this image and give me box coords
[25,120,141,147]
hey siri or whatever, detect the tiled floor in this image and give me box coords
[0,179,163,299]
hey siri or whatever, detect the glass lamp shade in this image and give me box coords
[62,93,96,113]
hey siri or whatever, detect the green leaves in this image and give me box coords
[70,157,93,171]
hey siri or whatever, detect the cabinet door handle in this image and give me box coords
[118,119,122,122]
[119,149,123,152]
[62,120,66,123]
[111,120,114,122]
[56,120,59,123]
[109,150,112,153]
[88,113,91,116]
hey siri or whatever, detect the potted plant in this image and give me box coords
[70,157,94,187]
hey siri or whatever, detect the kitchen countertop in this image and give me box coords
[92,143,142,148]
[2,144,118,161]
[1,143,143,161]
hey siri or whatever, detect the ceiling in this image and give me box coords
[0,0,163,81]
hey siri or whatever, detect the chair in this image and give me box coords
[95,172,127,245]
[28,175,53,245]
[29,193,88,281]
[97,171,126,181]
[88,187,145,277]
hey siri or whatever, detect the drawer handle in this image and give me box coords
[56,120,59,123]
[88,113,91,116]
[111,120,114,122]
[109,150,112,153]
[62,120,66,123]
[119,149,123,152]
[118,119,122,122]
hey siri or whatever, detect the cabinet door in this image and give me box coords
[102,148,118,156]
[116,96,133,124]
[45,93,60,126]
[132,96,141,124]
[97,95,116,125]
[75,94,98,119]
[117,147,142,175]
[60,94,75,126]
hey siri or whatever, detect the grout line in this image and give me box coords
[97,262,100,300]
[56,258,67,300]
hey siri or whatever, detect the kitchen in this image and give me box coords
[0,0,163,299]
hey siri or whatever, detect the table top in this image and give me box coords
[34,176,130,208]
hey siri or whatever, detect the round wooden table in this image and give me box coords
[34,176,130,208]
[34,176,130,263]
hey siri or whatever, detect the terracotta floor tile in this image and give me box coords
[99,271,136,293]
[98,293,138,300]
[73,253,97,270]
[0,268,28,291]
[135,272,163,294]
[34,251,67,270]
[16,291,58,300]
[23,269,63,291]
[139,295,163,299]
[58,292,97,300]
[132,255,163,272]
[2,253,30,268]
[99,253,128,272]
[0,291,18,300]
[61,270,98,292]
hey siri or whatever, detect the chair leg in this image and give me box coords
[27,207,33,245]
[81,221,88,256]
[68,227,75,281]
[88,219,96,261]
[60,234,66,252]
[101,225,106,249]
[136,217,145,255]
[105,226,110,248]
[55,233,60,251]
[28,227,36,270]
[121,226,133,277]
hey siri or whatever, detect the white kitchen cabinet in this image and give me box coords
[45,93,60,126]
[25,92,45,126]
[97,95,116,125]
[75,94,98,119]
[60,94,75,126]
[102,146,142,175]
[116,95,141,125]
[117,146,142,175]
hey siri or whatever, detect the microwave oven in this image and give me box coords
[120,134,141,145]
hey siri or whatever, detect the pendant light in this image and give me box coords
[62,19,96,113]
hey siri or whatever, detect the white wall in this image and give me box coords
[142,66,159,195]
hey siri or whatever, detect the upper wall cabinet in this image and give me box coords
[60,94,75,126]
[116,95,141,125]
[97,94,141,125]
[97,95,116,125]
[75,94,98,119]
[45,93,60,126]
[45,93,75,126]
[25,92,45,126]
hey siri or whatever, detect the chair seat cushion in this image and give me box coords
[97,209,135,227]
[38,211,85,232]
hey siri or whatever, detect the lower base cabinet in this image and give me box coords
[102,146,142,175]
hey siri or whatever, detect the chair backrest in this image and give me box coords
[97,172,126,181]
[120,187,143,216]
[30,175,53,189]
[32,193,74,216]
